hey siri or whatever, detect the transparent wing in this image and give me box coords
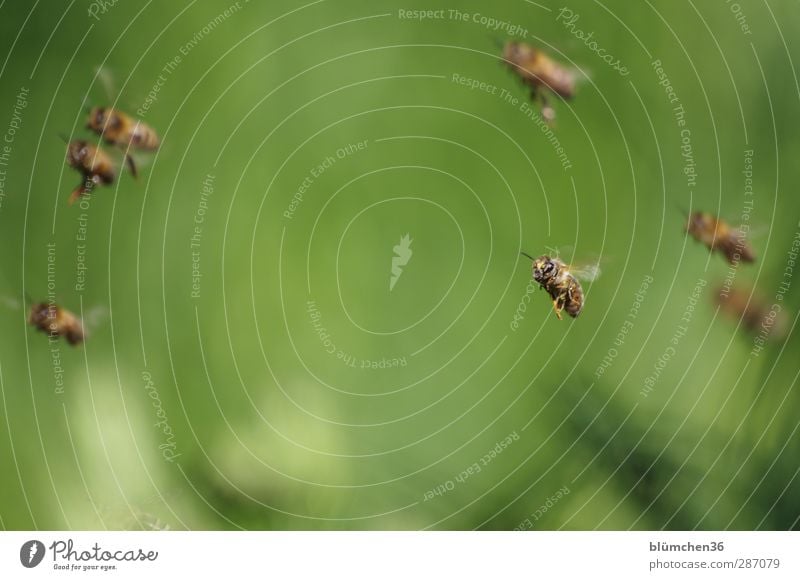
[0,295,23,311]
[125,150,154,169]
[93,65,141,114]
[83,305,108,331]
[568,262,602,282]
[96,65,117,101]
[738,224,767,240]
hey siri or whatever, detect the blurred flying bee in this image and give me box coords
[502,40,576,123]
[65,139,116,205]
[86,107,159,178]
[521,252,600,319]
[685,211,755,265]
[714,285,788,341]
[28,302,85,345]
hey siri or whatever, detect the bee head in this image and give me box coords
[87,107,107,130]
[502,41,535,64]
[28,303,55,325]
[66,140,90,166]
[532,256,555,282]
[686,211,710,234]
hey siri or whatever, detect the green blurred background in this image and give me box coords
[0,0,798,530]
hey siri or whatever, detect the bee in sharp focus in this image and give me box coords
[685,211,755,265]
[65,139,116,205]
[86,106,159,178]
[502,41,576,123]
[521,252,600,319]
[28,302,85,345]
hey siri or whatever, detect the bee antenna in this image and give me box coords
[675,203,690,218]
[57,133,70,144]
[520,251,536,261]
[490,35,506,51]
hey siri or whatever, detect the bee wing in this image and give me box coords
[737,224,767,240]
[574,65,591,84]
[569,262,602,282]
[95,65,117,102]
[113,148,153,180]
[83,305,108,331]
[92,66,142,121]
[0,296,23,311]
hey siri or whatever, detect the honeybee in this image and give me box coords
[521,252,600,319]
[86,107,159,178]
[28,302,85,345]
[65,139,116,205]
[685,211,755,265]
[714,285,788,340]
[502,41,576,123]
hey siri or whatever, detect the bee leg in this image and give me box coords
[539,92,556,125]
[552,299,563,320]
[66,329,84,345]
[125,154,139,179]
[67,186,82,206]
[68,178,93,206]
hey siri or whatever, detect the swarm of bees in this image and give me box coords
[23,105,160,346]
[499,40,599,319]
[28,106,161,344]
[22,39,786,355]
[495,35,774,339]
[498,43,775,341]
[683,211,781,344]
[502,40,576,123]
[496,39,770,333]
[64,107,159,205]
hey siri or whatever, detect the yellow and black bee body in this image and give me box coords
[86,106,159,177]
[28,302,85,345]
[531,255,584,319]
[685,211,755,265]
[65,139,116,205]
[502,41,576,122]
